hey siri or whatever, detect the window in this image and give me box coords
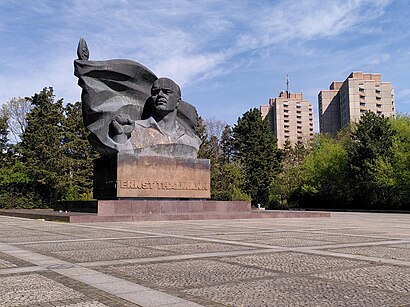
[376,104,382,108]
[360,102,366,106]
[360,95,365,99]
[284,125,289,128]
[284,114,289,118]
[297,121,302,124]
[375,89,381,94]
[296,104,301,108]
[297,115,302,119]
[284,104,288,108]
[376,96,381,100]
[359,88,364,92]
[297,126,302,130]
[284,109,289,113]
[310,128,314,131]
[284,119,289,123]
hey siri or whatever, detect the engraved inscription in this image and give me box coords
[117,180,209,191]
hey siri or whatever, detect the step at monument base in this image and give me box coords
[58,200,330,223]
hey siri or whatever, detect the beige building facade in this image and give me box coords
[319,72,395,135]
[261,91,314,148]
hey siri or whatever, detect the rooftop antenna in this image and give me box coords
[286,74,290,98]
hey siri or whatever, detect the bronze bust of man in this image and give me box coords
[109,77,201,158]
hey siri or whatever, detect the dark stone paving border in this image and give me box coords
[0,251,34,267]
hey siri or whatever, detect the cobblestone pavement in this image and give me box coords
[0,212,409,306]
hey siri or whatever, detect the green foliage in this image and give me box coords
[0,162,43,208]
[297,135,350,207]
[211,160,251,201]
[0,88,98,208]
[61,101,99,200]
[233,108,281,206]
[0,111,8,157]
[1,86,408,211]
[347,111,397,208]
[197,118,250,201]
[269,140,310,209]
[18,87,65,207]
[368,114,410,209]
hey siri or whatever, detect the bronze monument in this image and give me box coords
[74,38,210,199]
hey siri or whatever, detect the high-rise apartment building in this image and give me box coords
[318,72,395,135]
[261,91,314,148]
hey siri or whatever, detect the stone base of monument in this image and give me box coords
[51,199,330,223]
[94,154,211,199]
[49,154,330,223]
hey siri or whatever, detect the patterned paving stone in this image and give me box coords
[100,259,277,289]
[285,233,385,244]
[151,242,256,254]
[0,252,38,268]
[109,236,198,247]
[225,252,371,273]
[251,237,335,247]
[0,271,140,307]
[0,234,77,243]
[393,243,410,249]
[313,265,410,294]
[56,302,108,307]
[0,273,85,306]
[52,246,171,262]
[328,245,410,261]
[71,230,148,239]
[200,232,282,241]
[183,277,410,307]
[21,240,126,252]
[317,228,388,236]
[0,258,16,269]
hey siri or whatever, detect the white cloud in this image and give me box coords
[0,0,400,114]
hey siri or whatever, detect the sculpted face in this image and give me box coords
[151,78,181,113]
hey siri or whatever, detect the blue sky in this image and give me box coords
[1,0,409,129]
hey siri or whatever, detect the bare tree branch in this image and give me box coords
[203,117,227,140]
[1,97,32,143]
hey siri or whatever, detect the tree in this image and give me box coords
[297,135,350,208]
[220,124,235,163]
[0,110,9,163]
[269,140,310,208]
[19,87,65,207]
[233,108,280,206]
[347,111,397,208]
[1,97,32,143]
[203,117,227,141]
[61,101,98,200]
[368,114,410,209]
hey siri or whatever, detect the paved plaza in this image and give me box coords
[0,212,409,306]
